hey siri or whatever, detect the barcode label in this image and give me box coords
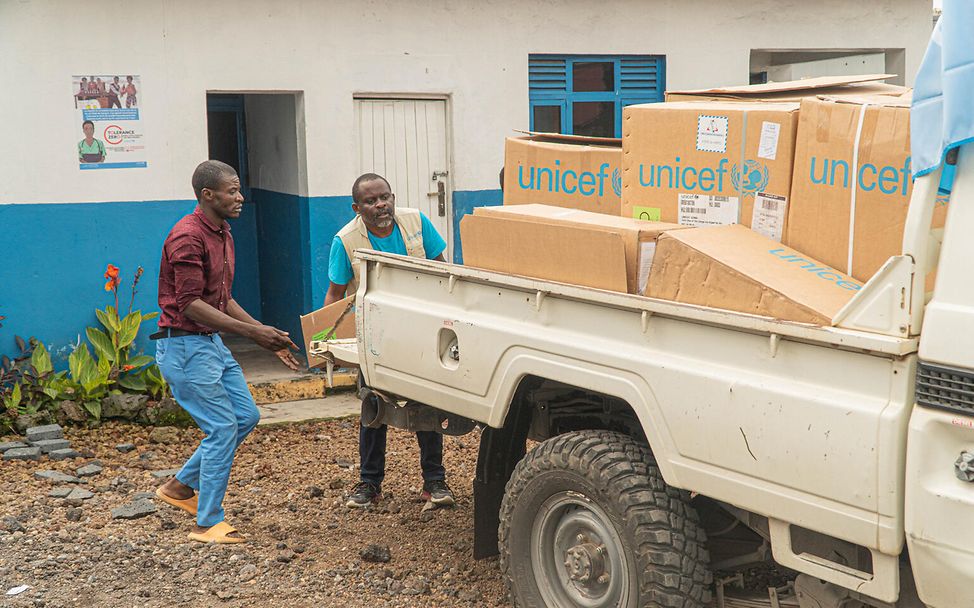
[752,192,787,242]
[677,193,740,226]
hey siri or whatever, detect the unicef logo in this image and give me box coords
[611,168,622,197]
[731,160,769,198]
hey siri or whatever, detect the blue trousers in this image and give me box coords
[155,334,259,527]
[359,423,445,487]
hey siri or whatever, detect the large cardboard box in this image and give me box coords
[664,74,908,103]
[647,224,862,325]
[785,94,947,282]
[471,204,685,294]
[299,295,356,369]
[622,101,799,241]
[504,132,622,215]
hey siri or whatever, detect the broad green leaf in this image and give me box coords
[117,314,140,349]
[68,346,85,380]
[142,311,160,321]
[96,308,120,333]
[31,343,53,375]
[86,328,116,362]
[127,355,155,369]
[97,356,111,379]
[12,383,21,406]
[41,387,58,400]
[118,375,147,391]
[83,400,101,420]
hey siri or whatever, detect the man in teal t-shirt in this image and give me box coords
[324,173,453,511]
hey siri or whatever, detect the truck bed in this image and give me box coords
[353,250,917,556]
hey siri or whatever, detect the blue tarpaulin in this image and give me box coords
[911,0,974,179]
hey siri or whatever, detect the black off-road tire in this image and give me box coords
[498,430,712,607]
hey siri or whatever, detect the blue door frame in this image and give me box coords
[206,94,260,319]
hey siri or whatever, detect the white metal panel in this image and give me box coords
[355,99,451,256]
[355,251,917,554]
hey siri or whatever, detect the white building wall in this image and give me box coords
[0,0,931,205]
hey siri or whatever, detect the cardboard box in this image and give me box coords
[622,101,799,240]
[299,295,356,369]
[647,224,862,325]
[664,74,908,103]
[471,204,685,294]
[504,132,622,215]
[785,95,948,282]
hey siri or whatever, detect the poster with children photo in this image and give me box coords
[72,74,147,170]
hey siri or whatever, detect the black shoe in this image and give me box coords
[346,482,381,509]
[421,480,455,506]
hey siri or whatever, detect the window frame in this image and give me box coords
[529,54,666,138]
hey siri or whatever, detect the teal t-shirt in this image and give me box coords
[78,138,106,161]
[328,212,446,285]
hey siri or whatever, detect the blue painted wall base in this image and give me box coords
[0,189,501,365]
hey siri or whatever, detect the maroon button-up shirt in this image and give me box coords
[157,206,235,332]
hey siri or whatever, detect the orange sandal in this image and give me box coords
[187,521,246,544]
[155,487,198,516]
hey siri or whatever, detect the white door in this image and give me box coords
[355,98,452,258]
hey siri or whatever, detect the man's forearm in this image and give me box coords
[226,299,260,326]
[183,299,256,337]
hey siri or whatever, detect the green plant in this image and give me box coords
[142,364,168,401]
[64,343,112,420]
[16,341,69,413]
[0,335,55,424]
[86,264,160,393]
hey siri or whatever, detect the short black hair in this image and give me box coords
[191,160,238,200]
[82,120,95,129]
[352,173,391,204]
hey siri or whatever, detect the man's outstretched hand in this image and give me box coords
[275,347,302,371]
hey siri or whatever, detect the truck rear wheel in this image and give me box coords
[498,430,712,608]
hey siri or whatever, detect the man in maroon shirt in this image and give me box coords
[153,160,300,544]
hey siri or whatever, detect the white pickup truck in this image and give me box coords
[319,148,973,608]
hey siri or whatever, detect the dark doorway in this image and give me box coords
[206,94,261,319]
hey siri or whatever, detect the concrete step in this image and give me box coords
[247,370,357,405]
[257,393,361,425]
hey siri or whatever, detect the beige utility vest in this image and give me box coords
[336,207,426,294]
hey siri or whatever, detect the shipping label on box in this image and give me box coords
[504,134,622,216]
[785,96,948,282]
[622,101,799,232]
[300,295,356,369]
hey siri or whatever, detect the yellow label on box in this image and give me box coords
[633,206,661,221]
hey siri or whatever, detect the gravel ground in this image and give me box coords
[0,418,510,607]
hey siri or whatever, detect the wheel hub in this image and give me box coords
[564,536,608,586]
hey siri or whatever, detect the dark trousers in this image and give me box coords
[359,423,445,487]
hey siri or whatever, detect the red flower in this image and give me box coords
[122,364,136,371]
[103,264,121,292]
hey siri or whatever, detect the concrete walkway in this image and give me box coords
[257,392,360,425]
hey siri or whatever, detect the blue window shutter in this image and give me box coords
[619,57,663,100]
[529,57,568,97]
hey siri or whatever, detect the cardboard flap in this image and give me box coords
[513,129,621,146]
[660,225,861,321]
[818,91,912,107]
[667,74,894,96]
[460,214,629,292]
[300,295,356,369]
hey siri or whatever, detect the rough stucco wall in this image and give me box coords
[0,0,931,204]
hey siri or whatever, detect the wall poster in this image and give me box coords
[72,74,147,170]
